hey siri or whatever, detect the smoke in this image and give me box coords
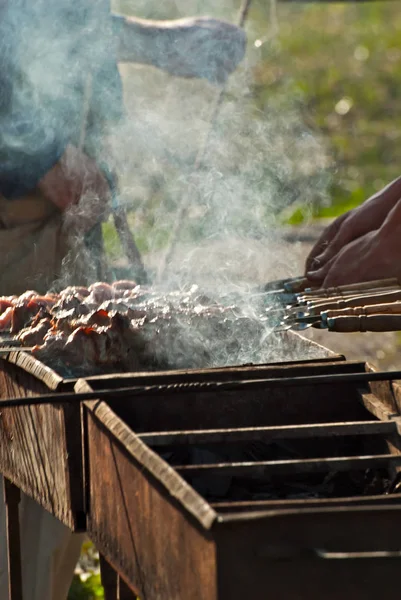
[1,0,332,366]
[112,25,330,293]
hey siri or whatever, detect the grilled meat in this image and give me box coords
[0,307,14,332]
[17,318,52,346]
[0,280,268,376]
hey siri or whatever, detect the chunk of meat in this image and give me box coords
[88,282,114,303]
[52,294,89,314]
[59,286,90,298]
[11,304,38,333]
[17,318,52,346]
[17,291,39,302]
[32,330,69,363]
[27,296,57,310]
[80,309,111,328]
[0,299,15,313]
[112,280,138,291]
[0,307,14,332]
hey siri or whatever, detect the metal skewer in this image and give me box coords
[158,0,254,280]
[2,368,401,409]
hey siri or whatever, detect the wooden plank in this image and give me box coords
[84,401,217,600]
[0,358,84,530]
[357,389,395,421]
[81,386,215,530]
[391,379,401,414]
[7,352,63,391]
[364,362,400,415]
[138,420,396,446]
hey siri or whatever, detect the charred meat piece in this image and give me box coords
[87,282,114,304]
[11,304,39,334]
[99,300,146,320]
[17,318,52,346]
[0,299,15,313]
[52,294,89,314]
[8,282,267,376]
[29,308,52,327]
[53,308,111,334]
[80,309,111,327]
[112,280,138,291]
[60,286,90,298]
[11,295,56,333]
[17,290,39,302]
[32,330,70,364]
[0,307,14,332]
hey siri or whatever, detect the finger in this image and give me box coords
[306,254,336,283]
[322,263,358,288]
[320,247,365,288]
[308,212,365,272]
[305,213,348,272]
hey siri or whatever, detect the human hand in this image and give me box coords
[37,144,111,231]
[305,177,401,277]
[161,17,246,84]
[307,198,401,287]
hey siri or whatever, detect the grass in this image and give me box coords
[249,1,401,221]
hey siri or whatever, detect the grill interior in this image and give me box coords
[85,357,401,512]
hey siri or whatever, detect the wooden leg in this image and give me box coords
[118,575,137,599]
[3,479,23,600]
[99,554,137,600]
[99,554,118,600]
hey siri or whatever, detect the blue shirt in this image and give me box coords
[0,0,124,199]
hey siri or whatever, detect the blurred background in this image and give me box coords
[102,0,401,263]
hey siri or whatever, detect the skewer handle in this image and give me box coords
[308,290,401,315]
[302,278,398,296]
[299,285,400,302]
[324,302,401,319]
[327,314,401,332]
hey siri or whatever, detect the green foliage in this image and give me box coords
[111,1,401,249]
[68,542,104,600]
[249,1,401,220]
[68,574,104,600]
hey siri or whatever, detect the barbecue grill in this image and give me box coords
[2,333,401,600]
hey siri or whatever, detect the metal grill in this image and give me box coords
[2,341,401,599]
[77,355,401,599]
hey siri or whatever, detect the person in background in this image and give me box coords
[0,2,246,599]
[305,177,401,287]
[0,1,246,294]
